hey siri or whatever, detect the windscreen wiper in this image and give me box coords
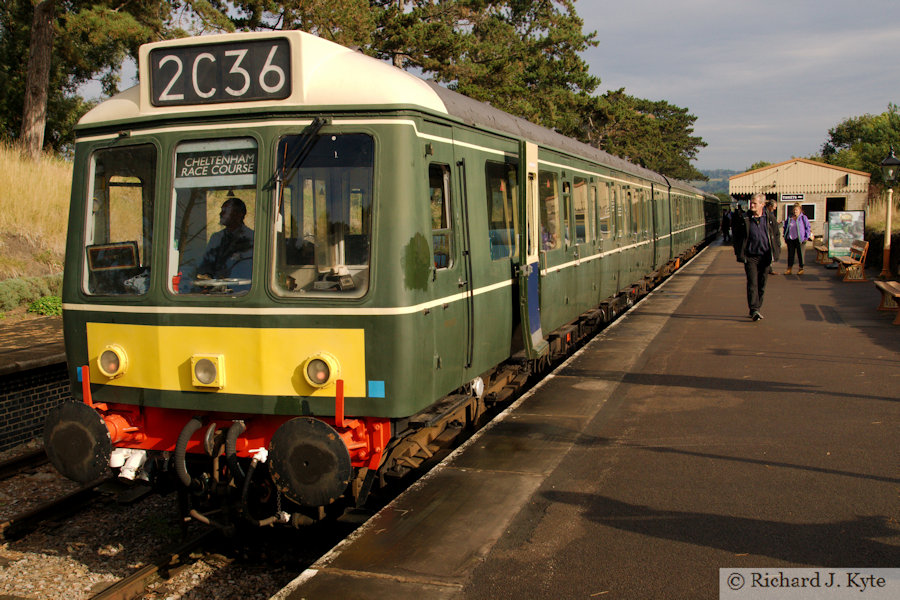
[277,116,330,182]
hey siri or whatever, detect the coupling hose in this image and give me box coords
[175,416,203,490]
[225,420,247,485]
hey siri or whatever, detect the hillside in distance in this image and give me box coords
[691,169,739,195]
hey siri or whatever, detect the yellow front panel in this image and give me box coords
[86,323,365,397]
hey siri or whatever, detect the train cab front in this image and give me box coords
[45,116,403,526]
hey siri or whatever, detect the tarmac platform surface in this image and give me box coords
[275,243,900,600]
[0,315,64,376]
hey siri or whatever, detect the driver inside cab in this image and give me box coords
[197,196,254,280]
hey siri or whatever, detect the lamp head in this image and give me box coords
[881,146,900,186]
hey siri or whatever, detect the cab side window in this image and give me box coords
[83,144,156,296]
[429,164,452,269]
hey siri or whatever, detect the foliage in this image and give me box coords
[367,0,601,141]
[746,160,772,172]
[1,0,196,153]
[822,103,900,184]
[0,274,62,311]
[587,88,707,181]
[27,295,62,316]
[231,0,374,46]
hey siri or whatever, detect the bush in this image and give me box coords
[28,295,62,316]
[0,273,63,311]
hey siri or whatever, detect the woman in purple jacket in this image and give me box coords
[782,203,812,275]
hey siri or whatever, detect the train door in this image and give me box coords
[650,185,661,269]
[427,131,470,390]
[617,184,632,292]
[518,141,547,358]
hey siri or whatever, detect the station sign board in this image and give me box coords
[826,210,865,258]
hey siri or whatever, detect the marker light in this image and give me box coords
[191,354,225,389]
[302,352,340,388]
[97,345,128,379]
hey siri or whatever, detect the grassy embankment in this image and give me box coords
[0,142,71,316]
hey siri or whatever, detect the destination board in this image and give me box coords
[149,38,291,106]
[174,139,258,188]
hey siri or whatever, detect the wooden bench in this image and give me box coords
[813,241,830,264]
[833,239,869,281]
[874,280,900,324]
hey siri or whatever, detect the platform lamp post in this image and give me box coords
[879,147,900,279]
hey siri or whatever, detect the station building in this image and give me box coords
[729,158,870,237]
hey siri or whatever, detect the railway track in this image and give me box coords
[0,448,48,481]
[0,477,112,540]
[88,529,219,600]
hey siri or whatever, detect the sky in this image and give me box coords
[577,0,900,172]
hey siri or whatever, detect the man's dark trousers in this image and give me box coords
[744,253,772,313]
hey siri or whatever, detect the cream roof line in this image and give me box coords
[730,157,872,180]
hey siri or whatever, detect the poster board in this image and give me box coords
[826,211,865,258]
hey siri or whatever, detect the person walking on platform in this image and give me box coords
[721,209,732,242]
[782,202,811,275]
[733,193,782,321]
[765,198,778,275]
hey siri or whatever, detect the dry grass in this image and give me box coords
[0,142,71,279]
[866,194,900,233]
[0,142,71,254]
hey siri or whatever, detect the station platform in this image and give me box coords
[0,315,64,376]
[274,243,900,600]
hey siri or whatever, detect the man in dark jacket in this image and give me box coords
[733,193,781,321]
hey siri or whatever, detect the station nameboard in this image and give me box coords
[149,38,291,106]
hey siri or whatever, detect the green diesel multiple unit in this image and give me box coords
[44,31,719,524]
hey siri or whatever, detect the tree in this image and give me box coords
[368,0,600,139]
[231,0,374,47]
[745,161,772,172]
[18,0,55,157]
[5,1,225,155]
[587,88,707,181]
[822,103,900,184]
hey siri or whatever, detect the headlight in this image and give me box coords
[191,354,225,389]
[97,345,128,379]
[302,352,340,388]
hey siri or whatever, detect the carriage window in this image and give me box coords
[486,162,518,260]
[83,144,156,296]
[573,177,589,244]
[273,133,373,296]
[429,164,453,269]
[597,183,611,239]
[617,187,630,238]
[169,138,257,296]
[539,171,560,250]
[631,189,641,235]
